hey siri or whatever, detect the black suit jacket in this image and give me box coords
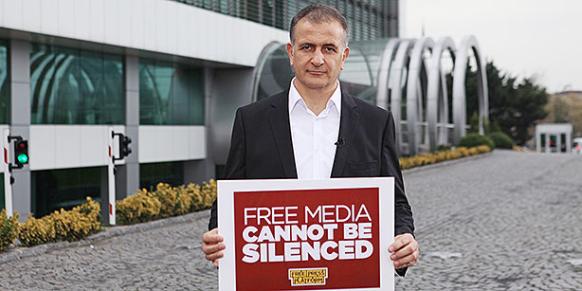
[209,89,414,237]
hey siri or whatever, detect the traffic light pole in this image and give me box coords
[2,129,13,217]
[107,128,116,225]
[106,129,133,225]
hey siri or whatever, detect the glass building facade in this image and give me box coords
[32,167,103,217]
[140,161,185,191]
[30,44,125,125]
[173,0,399,41]
[0,40,9,124]
[139,59,205,125]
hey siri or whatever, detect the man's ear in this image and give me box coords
[340,46,350,70]
[286,42,294,66]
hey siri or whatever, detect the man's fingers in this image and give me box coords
[206,250,224,262]
[201,228,225,265]
[202,242,225,255]
[202,228,224,244]
[394,249,420,268]
[390,240,417,260]
[389,233,413,253]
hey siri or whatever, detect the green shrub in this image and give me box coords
[18,216,56,247]
[151,183,182,218]
[16,197,100,247]
[399,145,491,170]
[200,180,217,209]
[51,197,101,242]
[117,189,161,224]
[173,185,194,216]
[488,132,514,149]
[0,210,19,252]
[458,133,495,149]
[183,183,204,211]
[116,180,217,225]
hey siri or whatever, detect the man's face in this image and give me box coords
[287,19,350,93]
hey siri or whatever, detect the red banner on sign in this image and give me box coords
[233,188,380,290]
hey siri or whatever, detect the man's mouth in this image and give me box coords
[307,70,326,75]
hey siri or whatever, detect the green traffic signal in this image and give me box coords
[17,153,29,164]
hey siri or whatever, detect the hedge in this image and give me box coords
[17,197,101,247]
[459,133,495,149]
[0,179,218,252]
[399,145,491,170]
[488,132,514,149]
[0,210,19,252]
[117,180,217,225]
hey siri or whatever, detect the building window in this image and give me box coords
[140,161,184,191]
[30,44,125,125]
[32,167,103,217]
[0,40,9,124]
[139,59,204,125]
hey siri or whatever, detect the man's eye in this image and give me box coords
[324,47,337,53]
[301,44,311,50]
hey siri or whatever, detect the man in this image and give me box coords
[202,4,419,275]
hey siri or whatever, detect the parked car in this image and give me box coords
[573,138,582,154]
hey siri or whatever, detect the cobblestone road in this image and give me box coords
[1,150,581,290]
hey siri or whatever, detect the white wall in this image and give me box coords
[139,125,206,164]
[0,0,289,67]
[28,125,206,170]
[29,125,125,170]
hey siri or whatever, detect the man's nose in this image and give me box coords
[311,50,324,66]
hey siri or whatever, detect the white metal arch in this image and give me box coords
[388,39,414,152]
[375,38,400,110]
[452,35,489,144]
[427,37,456,151]
[406,37,434,155]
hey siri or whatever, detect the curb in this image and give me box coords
[0,209,211,265]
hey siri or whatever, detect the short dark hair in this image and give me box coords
[289,4,349,46]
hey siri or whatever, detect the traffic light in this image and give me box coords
[119,135,132,158]
[14,139,29,167]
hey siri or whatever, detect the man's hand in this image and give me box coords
[389,233,419,270]
[201,228,225,268]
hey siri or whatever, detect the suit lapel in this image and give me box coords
[331,91,359,177]
[268,92,298,178]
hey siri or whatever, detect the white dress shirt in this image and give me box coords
[288,79,341,180]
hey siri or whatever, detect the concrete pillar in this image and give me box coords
[545,133,550,153]
[557,133,562,153]
[9,40,31,219]
[115,55,140,200]
[182,67,215,185]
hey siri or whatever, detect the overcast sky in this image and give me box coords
[401,0,582,93]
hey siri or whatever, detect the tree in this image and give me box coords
[464,62,548,145]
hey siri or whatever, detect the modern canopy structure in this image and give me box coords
[251,36,489,155]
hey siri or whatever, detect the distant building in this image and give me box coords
[535,123,573,153]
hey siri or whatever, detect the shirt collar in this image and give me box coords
[288,78,342,116]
